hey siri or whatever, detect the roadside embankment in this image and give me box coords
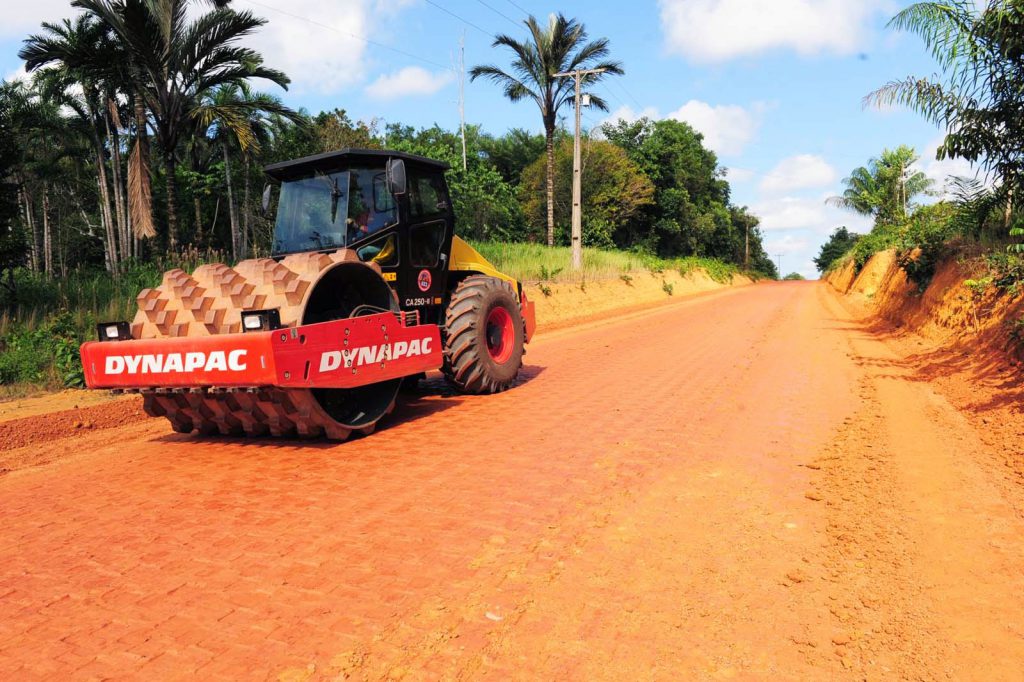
[826,249,1024,487]
[528,268,753,332]
[826,248,1024,352]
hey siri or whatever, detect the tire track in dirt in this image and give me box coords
[4,283,1024,680]
[809,286,1024,680]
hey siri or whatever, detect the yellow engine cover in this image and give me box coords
[448,236,518,290]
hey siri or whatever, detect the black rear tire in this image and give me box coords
[443,275,525,394]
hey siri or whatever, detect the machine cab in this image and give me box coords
[264,149,456,321]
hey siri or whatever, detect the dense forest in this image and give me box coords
[0,4,774,287]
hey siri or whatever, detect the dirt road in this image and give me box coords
[2,282,1024,680]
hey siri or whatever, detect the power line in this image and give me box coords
[611,79,643,109]
[472,0,521,29]
[423,0,493,37]
[503,0,531,15]
[240,0,451,71]
[598,82,626,110]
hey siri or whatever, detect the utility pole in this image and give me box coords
[775,253,783,278]
[553,67,605,271]
[744,219,750,270]
[458,32,467,172]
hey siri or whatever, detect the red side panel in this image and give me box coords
[272,313,441,388]
[80,312,442,390]
[81,333,277,388]
[520,289,536,343]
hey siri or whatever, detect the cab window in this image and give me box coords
[356,232,398,267]
[408,171,449,221]
[410,222,444,267]
[347,167,398,243]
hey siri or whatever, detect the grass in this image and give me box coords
[470,241,747,285]
[470,241,664,284]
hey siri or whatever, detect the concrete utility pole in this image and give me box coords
[775,253,783,278]
[553,67,605,271]
[744,220,750,269]
[457,32,467,172]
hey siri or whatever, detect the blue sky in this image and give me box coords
[2,0,979,278]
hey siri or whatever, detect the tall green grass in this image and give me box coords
[471,241,746,285]
[470,241,665,283]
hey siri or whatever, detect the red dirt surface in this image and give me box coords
[0,397,147,464]
[2,282,1024,680]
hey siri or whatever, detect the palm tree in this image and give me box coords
[73,0,289,249]
[470,14,623,246]
[19,14,127,271]
[828,146,932,225]
[196,83,303,259]
[866,1,1024,227]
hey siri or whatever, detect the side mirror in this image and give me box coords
[261,183,273,215]
[386,158,407,196]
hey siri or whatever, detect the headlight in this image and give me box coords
[97,321,132,342]
[241,309,282,332]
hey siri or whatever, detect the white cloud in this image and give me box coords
[601,105,660,125]
[245,0,375,94]
[668,100,759,156]
[725,167,755,183]
[753,194,872,233]
[760,154,837,193]
[599,100,760,156]
[658,0,888,62]
[0,1,81,39]
[365,66,454,99]
[765,234,811,255]
[913,134,984,199]
[5,65,29,84]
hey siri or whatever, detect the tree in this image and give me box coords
[783,272,806,280]
[868,1,1024,230]
[20,14,130,271]
[197,82,302,258]
[519,138,654,247]
[470,14,623,246]
[827,146,932,226]
[602,117,730,256]
[814,227,860,272]
[0,84,28,294]
[480,128,547,185]
[75,0,289,249]
[384,123,525,241]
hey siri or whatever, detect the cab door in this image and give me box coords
[401,168,454,317]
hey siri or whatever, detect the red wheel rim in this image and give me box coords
[485,306,515,364]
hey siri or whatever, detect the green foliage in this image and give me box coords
[850,225,900,271]
[470,240,660,284]
[827,146,932,225]
[661,280,674,296]
[1008,223,1024,254]
[519,138,654,246]
[677,256,739,283]
[385,124,526,241]
[0,310,82,387]
[872,2,1024,200]
[815,227,861,273]
[983,252,1024,295]
[600,117,774,275]
[479,128,546,185]
[783,272,806,280]
[619,273,633,285]
[894,203,957,290]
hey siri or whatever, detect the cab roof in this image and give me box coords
[263,148,449,180]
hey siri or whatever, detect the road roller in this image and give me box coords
[79,149,536,440]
